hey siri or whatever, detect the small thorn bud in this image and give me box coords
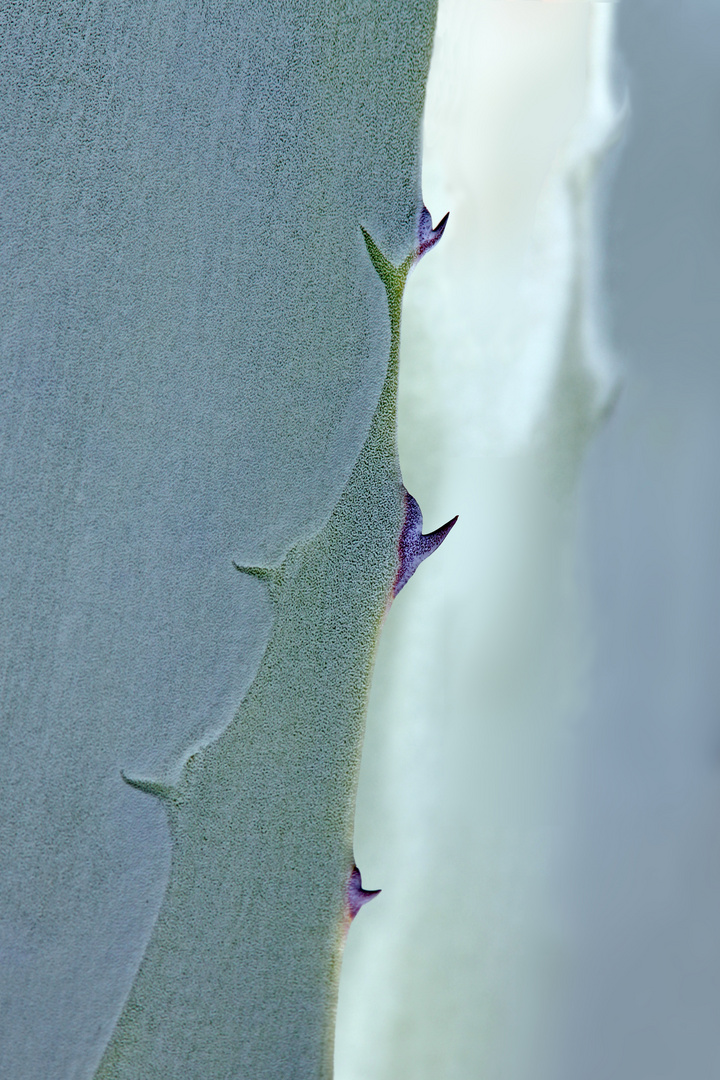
[394,490,458,596]
[416,206,449,261]
[233,562,276,584]
[121,770,176,801]
[347,865,381,921]
[233,562,283,599]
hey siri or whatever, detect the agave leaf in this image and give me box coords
[0,4,442,1077]
[95,215,454,1078]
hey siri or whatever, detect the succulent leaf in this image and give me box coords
[95,220,451,1080]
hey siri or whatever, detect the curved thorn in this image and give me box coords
[347,865,381,922]
[416,206,449,261]
[394,490,458,596]
[120,770,176,801]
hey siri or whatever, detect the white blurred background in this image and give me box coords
[336,2,720,1078]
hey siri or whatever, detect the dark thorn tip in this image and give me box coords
[421,513,459,552]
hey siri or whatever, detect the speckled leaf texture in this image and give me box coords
[0,3,440,1078]
[94,220,455,1079]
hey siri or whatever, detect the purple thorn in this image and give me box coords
[416,206,449,261]
[394,490,458,597]
[347,865,381,921]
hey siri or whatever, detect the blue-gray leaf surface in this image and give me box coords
[0,4,438,1077]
